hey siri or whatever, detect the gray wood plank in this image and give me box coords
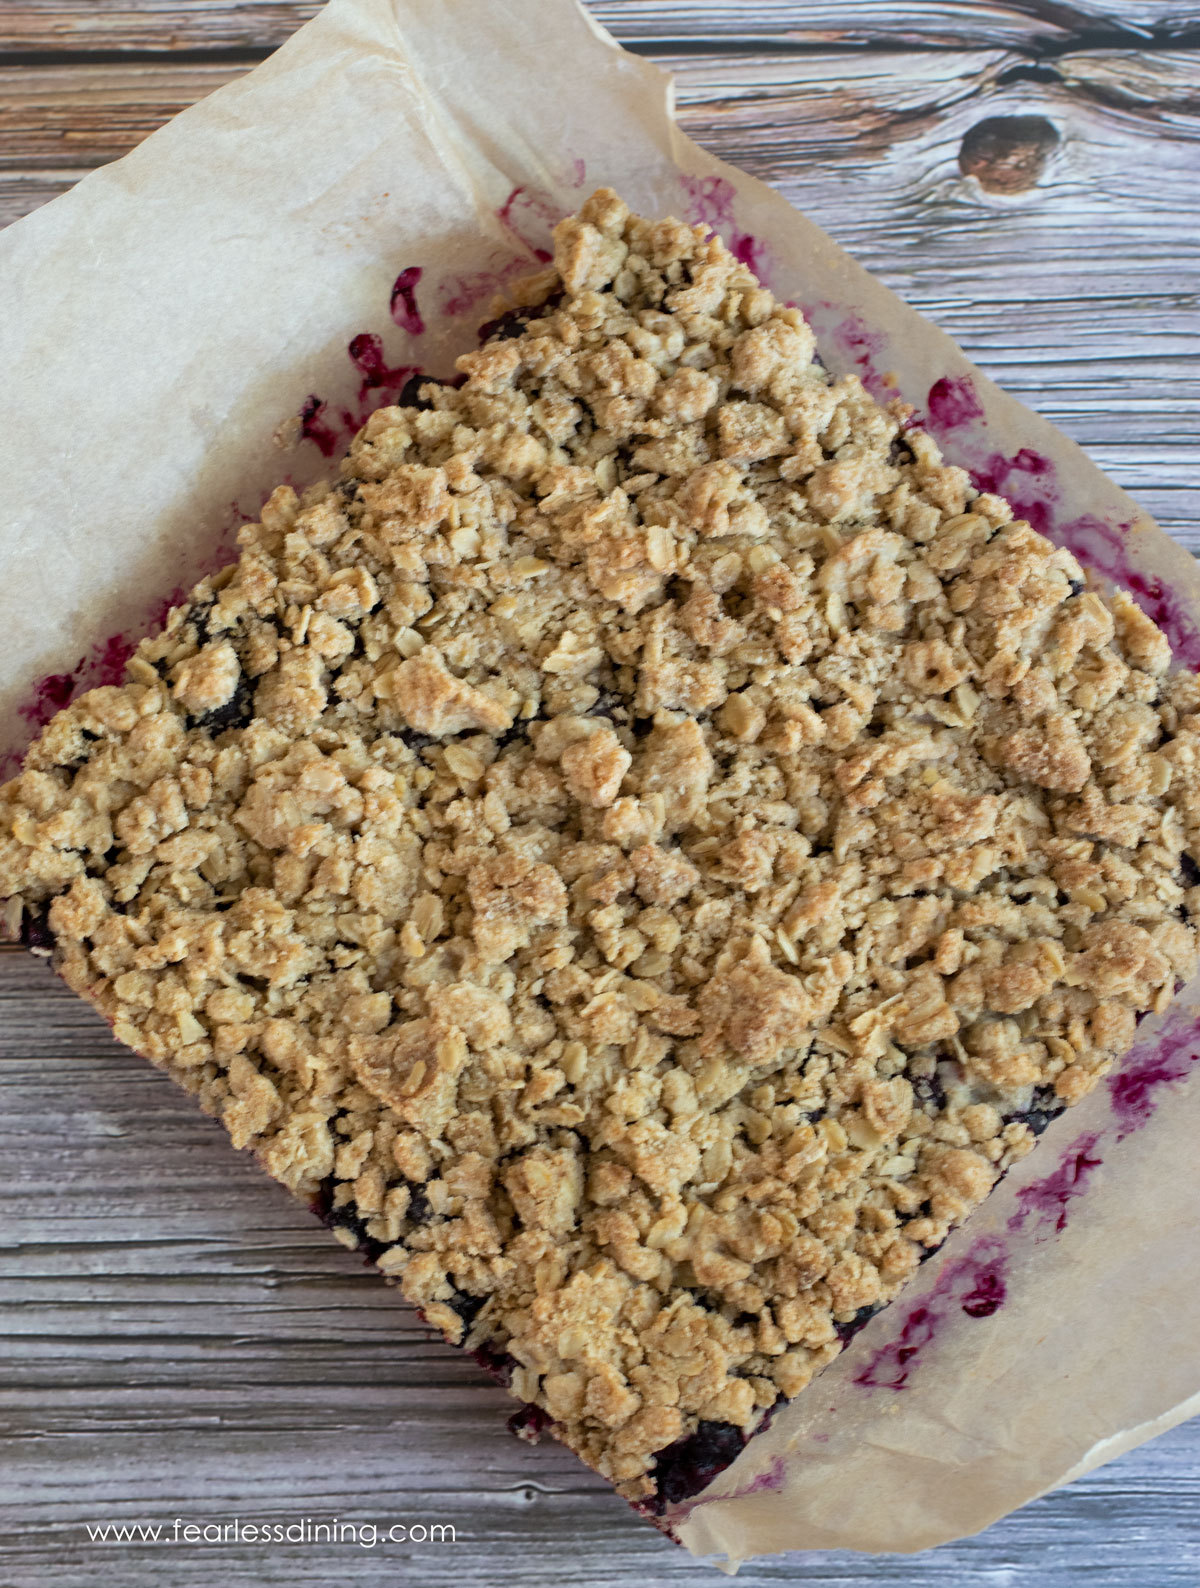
[2,0,1199,54]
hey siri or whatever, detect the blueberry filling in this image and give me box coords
[1067,577,1086,597]
[19,905,55,956]
[834,1301,884,1342]
[476,293,562,345]
[445,1289,489,1330]
[406,1184,434,1226]
[1181,853,1200,889]
[961,1270,1006,1318]
[648,1418,748,1512]
[398,372,454,411]
[400,726,437,754]
[312,1174,433,1262]
[469,1339,516,1388]
[313,1180,389,1264]
[493,714,539,752]
[191,673,255,734]
[507,1403,553,1441]
[85,844,121,882]
[587,688,626,724]
[1008,1084,1065,1137]
[912,1073,948,1114]
[189,599,216,647]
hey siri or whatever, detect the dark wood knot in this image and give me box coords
[959,115,1060,194]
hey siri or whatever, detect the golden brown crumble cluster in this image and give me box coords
[5,189,1200,1501]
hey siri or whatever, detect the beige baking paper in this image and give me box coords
[2,0,1199,1568]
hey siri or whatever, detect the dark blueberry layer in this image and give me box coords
[469,1339,517,1388]
[406,1184,433,1225]
[312,1173,433,1263]
[19,905,55,955]
[397,372,458,411]
[648,1418,748,1512]
[912,1073,948,1114]
[476,293,563,345]
[1008,1084,1065,1137]
[191,673,256,734]
[507,1403,554,1442]
[834,1301,885,1343]
[445,1289,489,1330]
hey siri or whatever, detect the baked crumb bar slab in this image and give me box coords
[4,188,1199,1513]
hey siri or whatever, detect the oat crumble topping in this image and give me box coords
[5,189,1200,1505]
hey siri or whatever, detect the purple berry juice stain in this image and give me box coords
[1107,1011,1200,1139]
[347,332,416,408]
[969,448,1056,536]
[818,313,893,403]
[679,174,771,284]
[852,1238,1009,1392]
[916,376,1200,665]
[1054,514,1200,669]
[507,1403,553,1443]
[925,375,985,433]
[301,334,421,459]
[20,669,78,726]
[18,605,177,733]
[389,266,425,335]
[438,251,529,318]
[496,185,555,264]
[1009,1133,1103,1236]
[299,394,340,458]
[960,1269,1007,1318]
[90,634,137,688]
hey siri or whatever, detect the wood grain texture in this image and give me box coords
[2,0,1200,54]
[2,1,1200,1581]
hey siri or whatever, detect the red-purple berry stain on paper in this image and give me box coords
[960,1268,1007,1318]
[301,332,419,459]
[926,375,986,432]
[496,185,556,264]
[347,333,416,409]
[439,250,531,319]
[1056,515,1200,670]
[830,314,894,402]
[1107,1011,1200,1139]
[852,1239,1009,1391]
[1009,1134,1104,1237]
[14,586,186,751]
[389,266,425,335]
[970,449,1056,536]
[22,670,78,723]
[299,394,341,459]
[680,175,771,283]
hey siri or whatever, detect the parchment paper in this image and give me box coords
[2,0,1199,1567]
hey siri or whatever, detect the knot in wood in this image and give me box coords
[959,115,1060,194]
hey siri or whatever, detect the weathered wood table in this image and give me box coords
[2,3,1199,1583]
